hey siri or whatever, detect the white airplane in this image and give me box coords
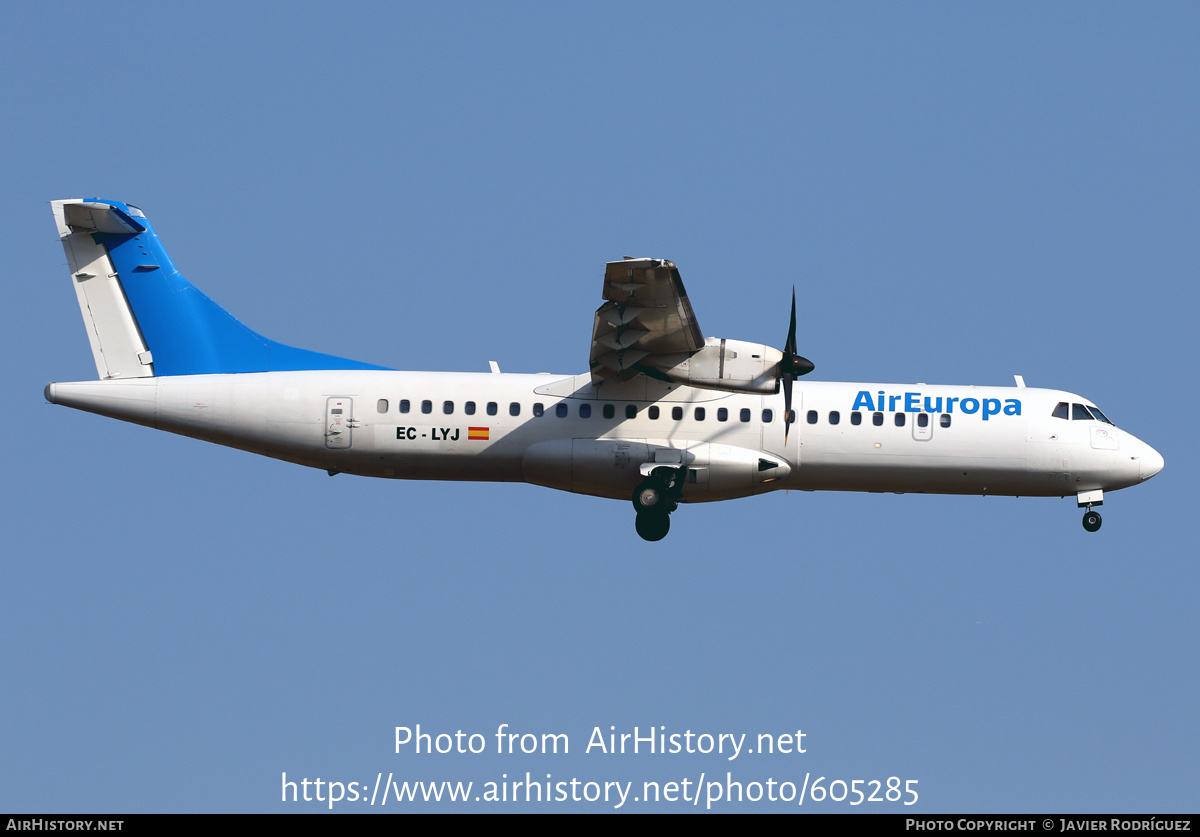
[46,198,1163,541]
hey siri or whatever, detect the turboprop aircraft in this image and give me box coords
[46,198,1163,541]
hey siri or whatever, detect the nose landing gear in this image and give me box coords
[1077,489,1104,533]
[632,466,684,542]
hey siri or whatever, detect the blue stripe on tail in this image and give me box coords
[88,199,389,376]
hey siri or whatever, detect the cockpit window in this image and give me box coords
[1056,401,1113,423]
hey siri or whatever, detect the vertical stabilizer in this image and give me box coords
[51,198,388,377]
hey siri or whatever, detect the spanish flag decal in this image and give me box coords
[468,426,490,441]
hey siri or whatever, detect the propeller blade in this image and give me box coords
[783,374,794,444]
[779,286,813,444]
[785,287,797,357]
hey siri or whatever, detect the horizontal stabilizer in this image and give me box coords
[62,201,146,235]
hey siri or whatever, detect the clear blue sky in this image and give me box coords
[4,2,1197,813]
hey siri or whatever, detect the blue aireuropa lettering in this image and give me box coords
[851,391,1021,420]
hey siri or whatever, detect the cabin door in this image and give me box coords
[325,397,353,450]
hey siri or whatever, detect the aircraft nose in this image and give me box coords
[1140,445,1164,481]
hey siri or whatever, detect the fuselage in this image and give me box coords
[44,198,1166,539]
[45,370,1164,505]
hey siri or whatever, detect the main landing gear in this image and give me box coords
[632,466,684,542]
[1082,508,1102,533]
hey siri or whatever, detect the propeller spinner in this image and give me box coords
[780,288,815,443]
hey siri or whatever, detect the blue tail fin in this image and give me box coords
[53,199,389,378]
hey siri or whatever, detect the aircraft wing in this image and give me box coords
[589,258,705,384]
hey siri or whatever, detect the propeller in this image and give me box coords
[779,287,815,443]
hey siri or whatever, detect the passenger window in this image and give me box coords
[872,412,883,426]
[717,407,728,422]
[829,411,840,425]
[377,399,388,414]
[1072,403,1092,421]
[399,399,411,414]
[465,401,476,415]
[421,400,433,414]
[626,405,637,419]
[533,403,544,417]
[603,404,615,419]
[579,403,591,418]
[785,410,795,424]
[850,412,862,426]
[895,413,905,427]
[649,406,660,420]
[555,403,568,418]
[443,400,454,415]
[940,414,951,428]
[806,410,818,424]
[692,407,703,421]
[509,402,521,416]
[740,408,751,423]
[486,402,498,416]
[918,413,929,428]
[672,406,683,420]
[1052,402,1069,420]
[763,409,773,423]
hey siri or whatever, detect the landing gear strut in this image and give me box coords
[632,466,684,542]
[1078,490,1104,533]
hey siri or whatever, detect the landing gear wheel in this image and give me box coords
[1082,510,1103,532]
[633,466,684,540]
[632,479,667,513]
[635,511,671,542]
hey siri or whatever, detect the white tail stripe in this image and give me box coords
[52,199,153,380]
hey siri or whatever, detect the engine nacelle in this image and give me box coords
[650,337,783,394]
[522,438,791,502]
[679,442,791,502]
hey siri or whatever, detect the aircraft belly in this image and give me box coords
[794,452,1043,496]
[341,452,522,481]
[522,439,650,500]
